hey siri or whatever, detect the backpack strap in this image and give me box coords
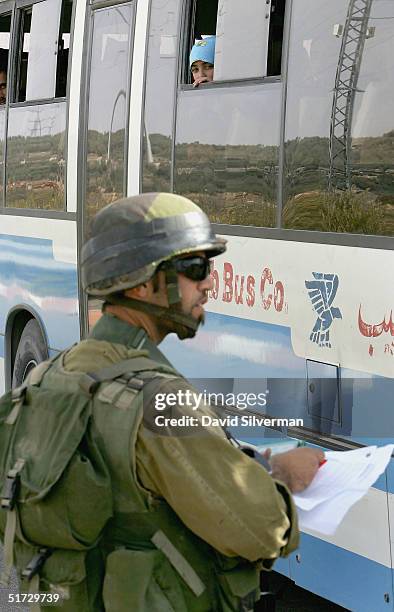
[0,458,25,586]
[5,358,58,426]
[79,356,177,395]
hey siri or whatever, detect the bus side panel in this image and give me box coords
[290,532,393,612]
[0,217,80,392]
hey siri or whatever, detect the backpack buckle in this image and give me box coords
[22,548,52,581]
[1,460,25,510]
[11,385,26,402]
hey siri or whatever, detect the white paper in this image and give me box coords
[293,444,394,535]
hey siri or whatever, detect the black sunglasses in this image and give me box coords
[172,256,211,281]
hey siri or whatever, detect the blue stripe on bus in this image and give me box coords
[0,235,80,352]
[0,235,77,299]
[162,310,304,378]
[288,533,393,611]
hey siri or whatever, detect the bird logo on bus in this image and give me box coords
[305,273,342,348]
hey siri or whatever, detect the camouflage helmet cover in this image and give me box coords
[81,193,226,296]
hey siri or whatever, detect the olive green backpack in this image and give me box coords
[0,353,176,609]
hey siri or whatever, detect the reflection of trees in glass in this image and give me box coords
[283,131,394,236]
[142,133,172,192]
[174,139,279,227]
[143,130,394,234]
[6,130,65,210]
[184,192,277,227]
[283,190,387,235]
[86,128,125,221]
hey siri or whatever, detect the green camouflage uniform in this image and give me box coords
[50,312,299,610]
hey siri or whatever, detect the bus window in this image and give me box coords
[174,83,281,227]
[16,0,65,102]
[282,0,394,236]
[175,1,284,226]
[5,0,72,210]
[142,0,182,192]
[186,0,285,84]
[84,3,134,224]
[6,104,66,209]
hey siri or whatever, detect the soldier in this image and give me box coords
[1,193,323,611]
[77,192,323,610]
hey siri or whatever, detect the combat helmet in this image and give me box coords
[81,193,226,338]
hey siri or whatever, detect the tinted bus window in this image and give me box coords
[6,0,72,210]
[142,0,181,193]
[174,84,281,226]
[6,104,66,210]
[283,0,394,236]
[85,4,133,223]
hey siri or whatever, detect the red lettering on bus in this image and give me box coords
[274,281,284,312]
[222,262,233,302]
[246,275,255,307]
[260,267,273,310]
[210,261,219,300]
[234,275,244,304]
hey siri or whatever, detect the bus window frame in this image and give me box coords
[179,75,282,91]
[90,0,133,8]
[80,0,136,233]
[182,0,284,87]
[13,0,68,104]
[0,0,76,215]
[210,223,394,251]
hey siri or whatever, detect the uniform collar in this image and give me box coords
[89,312,173,366]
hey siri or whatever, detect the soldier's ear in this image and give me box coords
[125,283,150,298]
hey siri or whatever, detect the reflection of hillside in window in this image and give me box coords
[6,105,66,210]
[282,0,394,236]
[142,0,181,192]
[85,4,132,221]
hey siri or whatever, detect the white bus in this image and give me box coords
[0,0,393,609]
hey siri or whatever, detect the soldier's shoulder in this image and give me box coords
[64,339,132,372]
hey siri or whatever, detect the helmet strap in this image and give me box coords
[163,263,181,305]
[105,293,199,336]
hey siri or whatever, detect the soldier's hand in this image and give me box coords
[269,448,325,493]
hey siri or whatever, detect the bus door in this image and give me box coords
[81,0,135,331]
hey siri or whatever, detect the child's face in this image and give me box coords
[191,61,214,84]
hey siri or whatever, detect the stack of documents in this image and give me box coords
[293,445,394,535]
